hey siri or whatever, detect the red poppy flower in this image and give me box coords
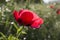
[13,9,44,28]
[56,9,60,14]
[50,5,54,9]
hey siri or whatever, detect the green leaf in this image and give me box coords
[21,31,27,34]
[13,22,18,30]
[0,32,7,40]
[0,37,4,40]
[8,34,19,40]
[17,26,23,34]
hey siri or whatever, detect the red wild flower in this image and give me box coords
[50,5,54,9]
[13,9,44,28]
[56,9,60,14]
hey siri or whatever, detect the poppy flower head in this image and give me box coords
[13,9,44,28]
[50,5,54,9]
[56,9,60,14]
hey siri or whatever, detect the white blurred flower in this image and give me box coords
[53,3,56,5]
[10,22,14,24]
[2,13,6,17]
[56,22,60,25]
[6,8,11,12]
[5,0,10,2]
[23,37,26,40]
[2,13,6,18]
[48,12,51,15]
[48,35,50,38]
[55,22,60,28]
[2,17,5,20]
[56,22,58,25]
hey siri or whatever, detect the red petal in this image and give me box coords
[19,9,24,14]
[13,10,19,21]
[20,10,33,25]
[31,18,44,28]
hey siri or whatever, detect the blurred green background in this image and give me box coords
[0,0,60,40]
